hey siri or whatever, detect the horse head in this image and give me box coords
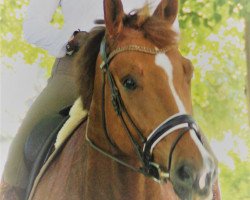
[77,0,218,199]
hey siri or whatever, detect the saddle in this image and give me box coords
[24,106,71,199]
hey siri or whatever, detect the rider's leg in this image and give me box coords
[2,56,78,189]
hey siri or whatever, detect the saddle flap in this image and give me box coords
[24,114,68,170]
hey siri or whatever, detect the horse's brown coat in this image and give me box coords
[30,0,221,199]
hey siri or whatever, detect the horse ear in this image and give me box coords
[153,0,178,24]
[104,0,124,38]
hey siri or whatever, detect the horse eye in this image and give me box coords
[122,76,137,90]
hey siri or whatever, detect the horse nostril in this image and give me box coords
[206,172,212,185]
[176,164,194,184]
[172,160,217,199]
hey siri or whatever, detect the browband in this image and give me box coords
[100,38,174,69]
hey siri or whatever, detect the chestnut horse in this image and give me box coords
[29,0,221,199]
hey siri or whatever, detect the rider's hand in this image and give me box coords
[66,30,89,56]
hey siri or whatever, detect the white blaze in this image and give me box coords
[155,53,186,113]
[155,53,212,190]
[190,130,211,190]
[199,170,207,190]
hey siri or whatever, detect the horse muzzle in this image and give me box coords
[171,159,217,200]
[141,113,217,199]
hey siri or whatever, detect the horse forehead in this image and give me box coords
[155,53,186,113]
[155,53,173,79]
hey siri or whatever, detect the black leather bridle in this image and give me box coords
[86,38,203,183]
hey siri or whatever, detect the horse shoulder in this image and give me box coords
[32,121,88,200]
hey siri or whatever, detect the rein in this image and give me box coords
[86,38,202,183]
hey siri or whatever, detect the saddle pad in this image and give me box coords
[26,97,88,200]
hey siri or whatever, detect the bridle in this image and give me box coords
[86,37,203,183]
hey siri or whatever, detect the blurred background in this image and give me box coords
[0,0,250,199]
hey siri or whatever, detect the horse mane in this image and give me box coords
[74,27,105,109]
[74,6,177,109]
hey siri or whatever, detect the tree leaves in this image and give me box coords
[0,1,63,72]
[179,3,249,199]
[213,13,222,23]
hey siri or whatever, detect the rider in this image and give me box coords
[1,0,166,199]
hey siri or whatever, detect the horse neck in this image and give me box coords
[85,108,178,199]
[84,144,140,199]
[85,86,145,199]
[84,143,178,200]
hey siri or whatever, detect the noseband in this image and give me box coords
[86,38,202,183]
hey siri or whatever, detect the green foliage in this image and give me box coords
[178,1,250,199]
[0,0,64,74]
[220,153,250,199]
[1,0,249,199]
[179,0,250,27]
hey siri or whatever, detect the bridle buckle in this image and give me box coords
[148,162,170,184]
